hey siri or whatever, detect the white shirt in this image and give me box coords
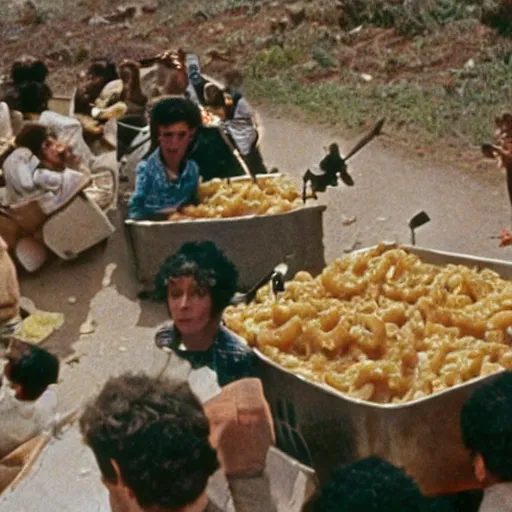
[3,147,88,214]
[480,482,512,512]
[0,381,57,459]
[225,98,257,156]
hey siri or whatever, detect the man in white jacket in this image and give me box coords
[3,122,89,214]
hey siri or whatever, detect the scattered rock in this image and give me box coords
[285,2,306,27]
[18,1,39,25]
[46,47,74,65]
[102,263,117,288]
[302,60,319,73]
[119,346,127,352]
[464,58,475,70]
[105,5,137,23]
[64,353,81,365]
[141,1,159,14]
[278,16,289,32]
[75,45,90,64]
[203,47,231,62]
[214,22,225,33]
[154,35,170,46]
[160,14,173,25]
[80,314,97,335]
[343,240,362,253]
[254,35,275,49]
[193,9,209,21]
[68,296,77,304]
[88,14,110,26]
[342,215,357,226]
[360,73,373,82]
[377,217,388,222]
[269,1,279,7]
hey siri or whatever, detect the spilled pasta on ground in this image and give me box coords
[223,244,512,404]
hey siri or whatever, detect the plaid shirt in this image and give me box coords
[128,148,199,219]
[155,324,256,387]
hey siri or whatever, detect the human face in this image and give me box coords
[167,275,213,335]
[158,122,195,171]
[41,136,67,170]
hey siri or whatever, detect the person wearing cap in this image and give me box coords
[128,97,202,220]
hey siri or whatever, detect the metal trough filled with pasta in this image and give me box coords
[223,243,512,495]
[124,175,327,291]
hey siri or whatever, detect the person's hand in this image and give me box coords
[499,229,512,247]
[62,146,81,169]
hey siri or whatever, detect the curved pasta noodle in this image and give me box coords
[223,244,512,403]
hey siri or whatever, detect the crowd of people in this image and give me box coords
[1,49,512,512]
[1,225,512,510]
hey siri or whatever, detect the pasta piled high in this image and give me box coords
[223,244,512,404]
[168,175,303,220]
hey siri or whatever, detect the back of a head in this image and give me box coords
[87,58,118,83]
[8,342,59,400]
[79,372,219,511]
[17,81,52,114]
[11,56,49,85]
[461,371,512,481]
[15,122,50,158]
[305,457,425,512]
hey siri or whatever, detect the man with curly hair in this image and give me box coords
[79,372,220,512]
[303,456,435,512]
[128,97,202,220]
[460,371,512,512]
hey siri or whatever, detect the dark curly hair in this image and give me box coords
[6,342,59,400]
[150,241,238,315]
[17,81,52,114]
[304,457,426,512]
[79,373,219,510]
[460,371,512,481]
[15,122,55,159]
[11,55,49,85]
[149,96,202,153]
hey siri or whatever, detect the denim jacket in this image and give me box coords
[155,324,257,387]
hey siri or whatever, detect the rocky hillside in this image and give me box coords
[1,0,512,159]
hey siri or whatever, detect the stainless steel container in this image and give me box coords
[125,203,327,291]
[255,245,512,495]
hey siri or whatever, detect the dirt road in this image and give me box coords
[2,110,510,511]
[19,110,512,363]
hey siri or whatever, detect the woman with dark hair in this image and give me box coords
[151,240,256,387]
